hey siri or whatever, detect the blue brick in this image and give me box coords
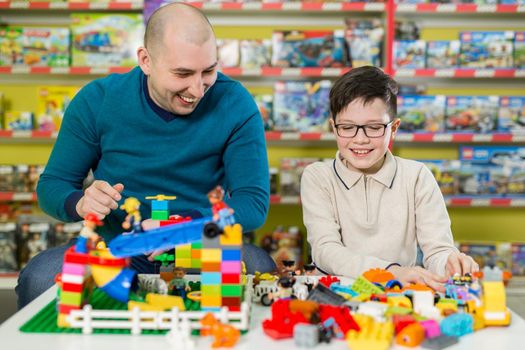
[222,249,241,261]
[201,272,221,285]
[151,200,168,210]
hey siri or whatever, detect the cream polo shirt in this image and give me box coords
[301,150,458,278]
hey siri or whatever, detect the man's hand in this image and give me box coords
[76,181,124,219]
[388,265,447,293]
[446,251,479,277]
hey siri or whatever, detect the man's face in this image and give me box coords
[142,36,218,115]
[331,98,399,175]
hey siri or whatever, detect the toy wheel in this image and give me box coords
[203,223,221,238]
[261,293,273,307]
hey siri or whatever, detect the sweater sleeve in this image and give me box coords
[37,82,103,222]
[301,164,391,278]
[414,164,458,275]
[221,84,270,231]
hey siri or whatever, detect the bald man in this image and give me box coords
[18,3,275,309]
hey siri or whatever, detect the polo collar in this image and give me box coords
[333,150,397,190]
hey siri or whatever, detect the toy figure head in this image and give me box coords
[174,266,186,279]
[138,3,218,116]
[278,276,294,289]
[120,197,140,213]
[207,185,225,204]
[329,66,400,175]
[304,264,316,275]
[84,212,104,228]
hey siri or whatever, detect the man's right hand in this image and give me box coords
[76,181,124,219]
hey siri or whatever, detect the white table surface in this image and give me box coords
[1,285,525,350]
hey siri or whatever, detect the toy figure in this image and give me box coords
[120,197,142,233]
[281,259,299,278]
[303,264,318,292]
[200,313,240,348]
[169,266,191,299]
[75,212,102,254]
[270,276,295,302]
[207,185,235,229]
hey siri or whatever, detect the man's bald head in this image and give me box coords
[144,3,215,56]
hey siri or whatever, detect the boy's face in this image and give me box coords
[331,98,400,174]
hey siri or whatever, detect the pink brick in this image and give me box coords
[62,262,87,275]
[221,261,241,274]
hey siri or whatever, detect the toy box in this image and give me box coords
[514,32,525,69]
[421,159,462,196]
[0,222,18,272]
[48,221,82,247]
[397,95,446,133]
[217,39,239,68]
[240,39,271,69]
[458,241,511,270]
[71,13,144,67]
[253,94,273,131]
[36,86,80,132]
[344,18,383,67]
[280,157,320,197]
[0,165,15,191]
[12,164,43,192]
[0,27,21,65]
[498,96,525,134]
[3,111,33,131]
[459,31,514,68]
[273,80,331,132]
[445,96,498,133]
[17,222,50,269]
[260,225,304,271]
[426,40,460,68]
[394,40,426,69]
[271,30,348,68]
[460,146,525,196]
[395,20,420,40]
[511,243,525,277]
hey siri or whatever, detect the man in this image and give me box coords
[17,3,275,309]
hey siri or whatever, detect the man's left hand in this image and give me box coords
[446,251,479,277]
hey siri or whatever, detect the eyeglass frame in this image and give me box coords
[333,120,395,138]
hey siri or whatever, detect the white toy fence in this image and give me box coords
[67,302,250,335]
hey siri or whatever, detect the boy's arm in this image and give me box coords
[301,164,391,277]
[414,165,459,276]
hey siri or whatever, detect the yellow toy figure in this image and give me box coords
[120,197,142,233]
[74,212,102,254]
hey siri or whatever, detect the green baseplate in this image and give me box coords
[20,281,209,335]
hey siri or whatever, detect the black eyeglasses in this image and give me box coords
[334,120,394,138]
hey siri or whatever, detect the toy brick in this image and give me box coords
[61,273,85,285]
[151,200,168,210]
[201,233,221,248]
[144,293,185,311]
[174,258,191,268]
[220,224,242,246]
[222,248,241,262]
[421,334,459,349]
[201,306,222,312]
[201,261,221,271]
[346,315,394,350]
[222,273,241,284]
[64,249,90,264]
[61,282,83,293]
[151,210,169,220]
[191,249,201,259]
[227,306,241,312]
[201,248,221,262]
[202,285,221,295]
[62,262,88,275]
[190,259,201,268]
[160,220,176,227]
[221,284,243,297]
[57,314,69,328]
[352,276,384,295]
[58,303,81,314]
[60,291,83,305]
[221,296,241,307]
[221,261,241,274]
[191,242,202,249]
[201,272,222,285]
[175,245,191,258]
[201,295,222,306]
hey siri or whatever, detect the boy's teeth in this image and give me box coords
[179,95,196,103]
[354,150,370,154]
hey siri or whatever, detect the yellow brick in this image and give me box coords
[57,314,70,328]
[220,224,242,245]
[143,294,185,311]
[175,258,191,268]
[201,295,222,307]
[201,248,221,262]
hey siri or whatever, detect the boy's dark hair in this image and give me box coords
[329,66,399,121]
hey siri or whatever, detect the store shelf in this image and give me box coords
[0,192,37,202]
[395,133,525,144]
[394,69,525,79]
[222,66,351,78]
[186,1,385,12]
[396,3,525,14]
[0,274,17,290]
[271,195,525,207]
[0,66,133,75]
[0,0,143,10]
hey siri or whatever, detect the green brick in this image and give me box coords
[192,242,202,249]
[176,247,191,258]
[221,284,243,297]
[202,285,221,296]
[151,210,169,220]
[191,259,201,268]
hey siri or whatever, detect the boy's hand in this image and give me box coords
[76,181,124,219]
[446,251,479,277]
[387,265,447,293]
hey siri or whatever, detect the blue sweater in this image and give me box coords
[37,67,269,241]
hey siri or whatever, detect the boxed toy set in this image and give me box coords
[426,40,460,68]
[394,40,426,69]
[273,80,331,132]
[279,157,320,197]
[344,18,384,68]
[498,96,525,134]
[459,31,514,68]
[217,39,240,68]
[271,30,348,68]
[421,159,462,196]
[458,241,511,270]
[515,32,525,69]
[397,95,446,133]
[36,86,80,132]
[445,96,499,133]
[71,13,144,67]
[0,222,17,273]
[240,39,271,69]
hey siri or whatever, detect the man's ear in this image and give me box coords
[137,47,151,75]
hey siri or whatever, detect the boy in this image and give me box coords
[300,66,478,292]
